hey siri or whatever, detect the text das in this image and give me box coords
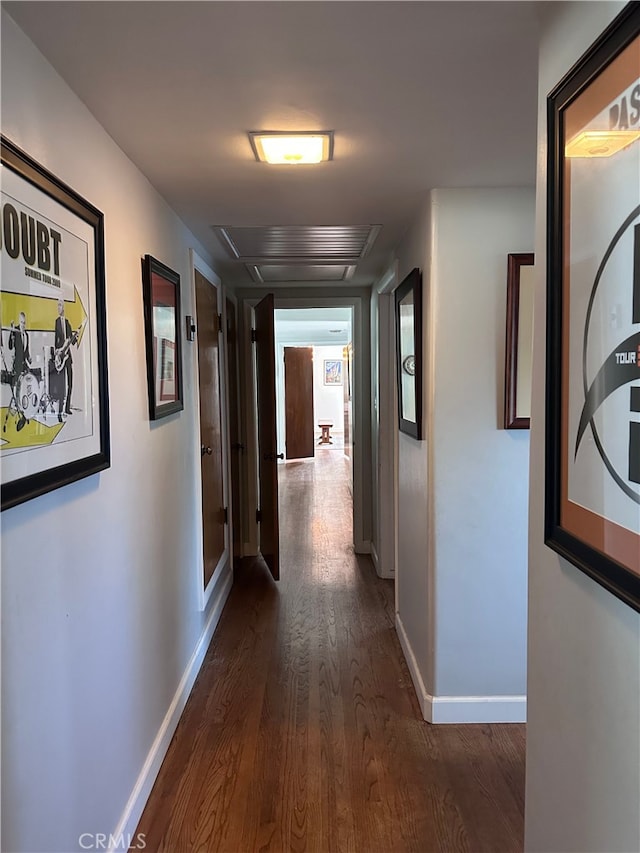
[609,83,640,130]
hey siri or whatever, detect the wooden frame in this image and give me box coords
[395,267,423,439]
[504,253,535,429]
[545,3,640,612]
[142,254,183,420]
[1,136,110,511]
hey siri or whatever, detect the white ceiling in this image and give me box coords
[4,1,541,288]
[275,307,352,345]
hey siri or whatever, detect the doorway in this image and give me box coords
[274,307,353,457]
[273,307,354,563]
[241,292,372,576]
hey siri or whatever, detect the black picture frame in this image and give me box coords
[142,254,183,420]
[395,267,423,440]
[504,253,534,429]
[545,3,640,612]
[1,136,110,511]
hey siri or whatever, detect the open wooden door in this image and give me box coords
[195,269,227,593]
[284,346,314,459]
[254,293,280,580]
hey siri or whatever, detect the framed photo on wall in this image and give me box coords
[504,253,535,430]
[142,254,183,419]
[323,359,342,385]
[1,136,110,511]
[395,267,423,439]
[545,4,640,611]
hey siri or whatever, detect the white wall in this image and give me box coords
[525,4,640,851]
[431,189,533,706]
[1,14,231,852]
[395,197,435,701]
[395,188,534,723]
[313,345,344,433]
[370,287,380,560]
[370,264,399,580]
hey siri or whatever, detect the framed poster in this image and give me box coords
[395,267,423,439]
[1,136,110,511]
[545,4,640,611]
[142,254,183,419]
[323,359,342,385]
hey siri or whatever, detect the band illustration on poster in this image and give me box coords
[1,136,109,511]
[1,195,93,456]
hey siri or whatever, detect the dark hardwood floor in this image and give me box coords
[136,447,526,852]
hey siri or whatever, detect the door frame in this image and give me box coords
[225,293,243,561]
[373,263,399,582]
[254,293,280,579]
[189,249,231,609]
[237,290,372,556]
[239,300,260,557]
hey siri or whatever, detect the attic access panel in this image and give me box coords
[216,224,380,261]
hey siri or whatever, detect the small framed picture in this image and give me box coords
[142,254,183,420]
[504,253,534,430]
[545,4,639,611]
[324,359,342,385]
[395,268,423,440]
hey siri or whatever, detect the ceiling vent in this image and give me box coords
[246,264,356,283]
[214,224,380,263]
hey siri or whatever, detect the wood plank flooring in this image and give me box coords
[136,448,525,852]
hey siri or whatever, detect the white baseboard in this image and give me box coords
[109,563,233,853]
[395,613,431,719]
[201,547,229,610]
[242,541,259,558]
[370,541,394,579]
[354,539,371,555]
[429,694,526,724]
[395,614,526,724]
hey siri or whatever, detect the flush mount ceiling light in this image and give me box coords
[565,129,640,157]
[249,131,334,165]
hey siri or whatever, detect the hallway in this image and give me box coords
[136,450,526,852]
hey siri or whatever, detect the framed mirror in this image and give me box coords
[504,253,534,429]
[395,268,423,439]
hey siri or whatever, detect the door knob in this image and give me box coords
[276,453,284,460]
[201,445,212,456]
[262,451,285,462]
